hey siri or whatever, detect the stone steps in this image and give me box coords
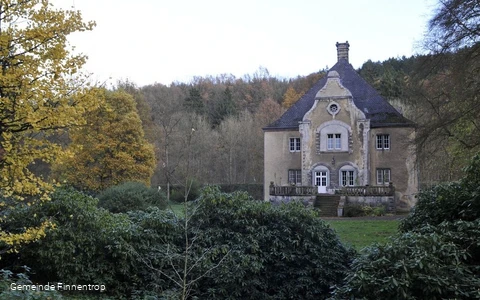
[314,195,340,217]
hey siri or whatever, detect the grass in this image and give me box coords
[167,202,186,216]
[326,219,400,250]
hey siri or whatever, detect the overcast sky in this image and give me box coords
[53,0,437,87]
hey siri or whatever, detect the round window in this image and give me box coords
[327,102,340,115]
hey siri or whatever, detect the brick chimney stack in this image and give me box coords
[336,41,350,62]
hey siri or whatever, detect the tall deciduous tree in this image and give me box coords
[427,0,479,52]
[0,0,97,199]
[53,90,156,192]
[0,0,97,252]
[412,0,480,182]
[142,83,187,200]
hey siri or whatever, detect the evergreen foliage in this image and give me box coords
[0,187,178,298]
[186,186,354,299]
[98,181,167,213]
[333,154,480,299]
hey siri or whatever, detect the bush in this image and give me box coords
[332,226,480,299]
[1,187,144,298]
[184,186,354,299]
[0,267,62,299]
[343,203,365,217]
[98,181,167,213]
[169,180,202,202]
[400,153,480,232]
[218,183,264,200]
[333,154,480,299]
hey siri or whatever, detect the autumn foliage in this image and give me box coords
[0,0,97,249]
[53,90,156,191]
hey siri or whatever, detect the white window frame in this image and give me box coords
[314,170,329,187]
[327,133,341,150]
[289,137,301,152]
[339,165,357,187]
[317,120,351,153]
[376,134,390,150]
[376,168,391,185]
[341,170,355,186]
[288,169,302,185]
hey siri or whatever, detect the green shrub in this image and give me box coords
[182,186,354,299]
[98,181,167,213]
[0,267,62,299]
[169,180,202,202]
[333,154,480,299]
[218,183,264,200]
[344,203,386,217]
[1,187,143,298]
[371,205,386,216]
[400,153,480,232]
[332,222,480,299]
[343,203,366,217]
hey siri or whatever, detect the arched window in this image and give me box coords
[317,120,351,153]
[339,165,357,187]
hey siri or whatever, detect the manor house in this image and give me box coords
[263,42,418,212]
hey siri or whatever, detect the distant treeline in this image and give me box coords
[122,44,479,189]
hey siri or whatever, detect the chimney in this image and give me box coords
[336,41,350,62]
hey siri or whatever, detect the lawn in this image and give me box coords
[167,202,186,216]
[326,219,400,250]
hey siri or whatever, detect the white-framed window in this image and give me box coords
[376,168,391,185]
[339,165,357,187]
[289,137,301,152]
[327,133,341,150]
[288,169,302,185]
[317,120,350,153]
[341,170,355,186]
[376,134,390,150]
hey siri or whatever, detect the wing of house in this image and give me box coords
[263,42,418,211]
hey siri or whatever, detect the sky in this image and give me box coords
[53,0,437,87]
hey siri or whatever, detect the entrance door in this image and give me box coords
[315,171,328,193]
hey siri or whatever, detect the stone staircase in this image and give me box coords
[314,195,340,217]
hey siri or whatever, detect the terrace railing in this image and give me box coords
[340,184,395,196]
[269,185,316,196]
[269,183,395,197]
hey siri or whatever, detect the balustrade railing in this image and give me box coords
[269,184,394,196]
[340,184,395,196]
[269,185,316,196]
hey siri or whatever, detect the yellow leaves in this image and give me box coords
[0,220,55,253]
[0,0,98,201]
[282,86,303,109]
[52,90,156,191]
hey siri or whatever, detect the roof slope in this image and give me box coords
[264,59,414,130]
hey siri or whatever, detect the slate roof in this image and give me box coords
[264,59,414,130]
